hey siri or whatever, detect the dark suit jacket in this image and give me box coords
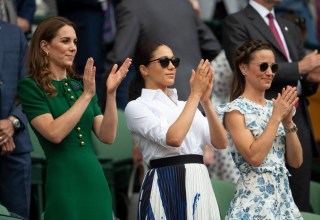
[0,21,32,153]
[15,0,36,25]
[56,0,106,97]
[223,5,318,156]
[102,0,221,103]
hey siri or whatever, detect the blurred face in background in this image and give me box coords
[255,0,283,9]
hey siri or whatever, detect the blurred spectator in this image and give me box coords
[281,11,308,43]
[0,0,15,23]
[43,0,57,16]
[197,0,247,20]
[207,50,240,183]
[0,20,32,219]
[100,0,221,110]
[56,0,115,98]
[15,0,36,33]
[189,0,201,15]
[0,0,35,35]
[275,0,319,45]
[33,0,57,19]
[198,1,246,183]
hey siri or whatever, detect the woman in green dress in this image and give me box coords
[18,16,131,220]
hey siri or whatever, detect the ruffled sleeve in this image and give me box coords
[216,98,261,137]
[216,97,285,139]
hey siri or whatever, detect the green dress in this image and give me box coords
[18,77,113,220]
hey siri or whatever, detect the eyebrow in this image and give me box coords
[59,36,77,40]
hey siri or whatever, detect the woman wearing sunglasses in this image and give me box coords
[125,42,228,219]
[217,40,303,219]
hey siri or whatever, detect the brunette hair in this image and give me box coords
[27,16,79,97]
[128,41,165,101]
[230,39,273,101]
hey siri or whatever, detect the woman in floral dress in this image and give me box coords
[217,40,303,219]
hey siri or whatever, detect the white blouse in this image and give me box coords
[124,88,216,165]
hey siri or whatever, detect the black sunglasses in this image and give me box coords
[147,57,180,68]
[259,62,278,73]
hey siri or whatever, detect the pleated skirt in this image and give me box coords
[137,157,221,220]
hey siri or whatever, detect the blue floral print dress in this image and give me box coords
[216,97,302,220]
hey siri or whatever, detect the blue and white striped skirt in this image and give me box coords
[137,155,221,220]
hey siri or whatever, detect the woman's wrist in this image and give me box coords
[81,91,94,100]
[106,90,116,97]
[282,121,294,128]
[188,93,202,102]
[283,122,298,134]
[200,99,211,107]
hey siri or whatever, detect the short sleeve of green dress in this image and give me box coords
[18,77,113,220]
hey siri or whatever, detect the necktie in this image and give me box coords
[267,13,288,60]
[0,0,8,21]
[101,0,116,46]
[268,13,299,108]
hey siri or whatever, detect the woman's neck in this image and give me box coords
[50,67,67,81]
[145,84,168,95]
[241,90,266,106]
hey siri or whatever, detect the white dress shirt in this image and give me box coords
[125,88,216,165]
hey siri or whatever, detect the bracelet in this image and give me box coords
[284,124,298,133]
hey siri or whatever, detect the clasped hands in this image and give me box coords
[300,49,320,83]
[272,86,298,125]
[307,65,320,82]
[0,119,15,155]
[190,59,214,103]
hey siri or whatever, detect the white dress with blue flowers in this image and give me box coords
[216,97,302,220]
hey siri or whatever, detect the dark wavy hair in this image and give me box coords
[230,39,274,101]
[128,41,165,101]
[27,16,80,97]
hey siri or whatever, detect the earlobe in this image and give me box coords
[240,69,246,75]
[239,64,247,75]
[139,65,148,76]
[40,40,49,54]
